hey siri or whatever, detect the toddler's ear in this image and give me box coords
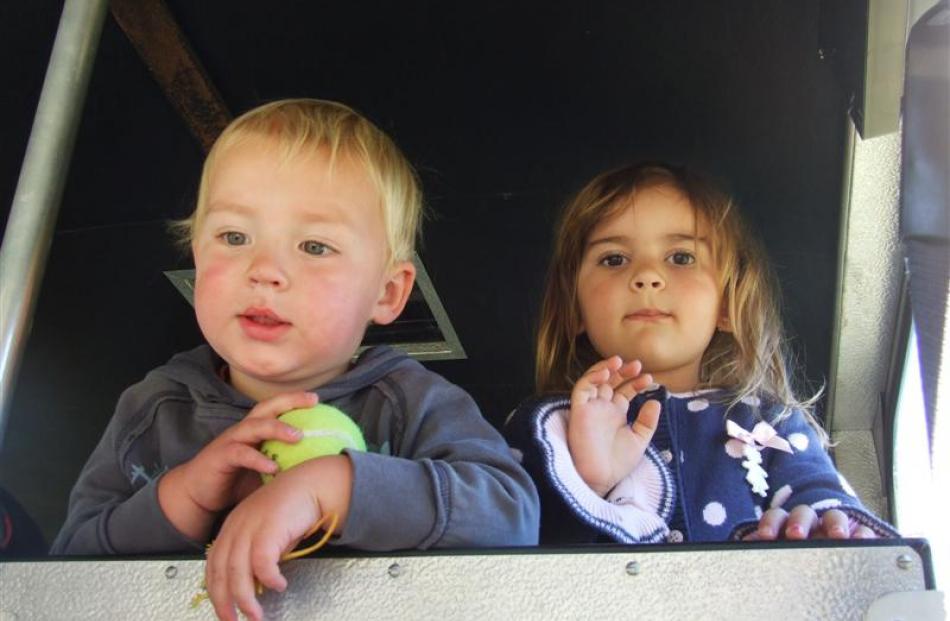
[371,260,416,326]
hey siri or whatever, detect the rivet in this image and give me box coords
[897,554,913,570]
[388,562,404,578]
[625,561,640,576]
[164,565,178,579]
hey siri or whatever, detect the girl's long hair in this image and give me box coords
[535,162,824,435]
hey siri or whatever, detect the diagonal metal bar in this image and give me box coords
[0,0,110,448]
[110,0,231,152]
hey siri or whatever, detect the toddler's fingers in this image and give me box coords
[251,538,289,593]
[851,525,877,539]
[225,444,280,476]
[246,391,319,421]
[228,538,264,621]
[819,509,850,539]
[629,399,661,442]
[596,382,613,402]
[784,505,818,540]
[227,417,304,447]
[207,545,238,621]
[755,508,788,540]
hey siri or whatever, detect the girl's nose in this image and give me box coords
[630,267,665,291]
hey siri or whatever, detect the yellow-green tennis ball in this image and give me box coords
[260,404,365,483]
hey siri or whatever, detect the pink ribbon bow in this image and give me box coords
[725,420,793,454]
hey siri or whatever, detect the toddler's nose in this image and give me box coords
[247,252,288,289]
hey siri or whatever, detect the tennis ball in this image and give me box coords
[260,404,366,483]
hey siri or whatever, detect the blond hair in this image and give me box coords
[536,162,823,431]
[173,98,422,264]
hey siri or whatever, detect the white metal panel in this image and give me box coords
[0,544,932,620]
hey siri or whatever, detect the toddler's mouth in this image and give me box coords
[240,308,290,325]
[244,314,286,326]
[238,307,291,341]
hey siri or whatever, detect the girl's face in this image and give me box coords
[575,184,729,392]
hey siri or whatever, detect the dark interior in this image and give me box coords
[1,1,861,545]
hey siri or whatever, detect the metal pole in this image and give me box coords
[0,0,109,448]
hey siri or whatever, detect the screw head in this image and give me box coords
[164,565,178,579]
[625,561,640,576]
[897,554,913,570]
[388,562,404,578]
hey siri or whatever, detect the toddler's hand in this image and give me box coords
[168,392,316,518]
[744,505,878,540]
[568,356,660,497]
[205,459,333,621]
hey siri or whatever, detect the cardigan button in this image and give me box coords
[667,529,684,543]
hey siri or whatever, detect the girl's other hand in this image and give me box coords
[568,356,660,497]
[744,505,878,540]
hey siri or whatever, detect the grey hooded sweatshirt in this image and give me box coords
[51,344,539,554]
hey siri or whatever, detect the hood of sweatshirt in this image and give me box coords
[148,344,413,411]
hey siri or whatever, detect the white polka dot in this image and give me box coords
[754,505,763,519]
[509,448,524,463]
[811,498,842,511]
[687,398,709,412]
[770,484,793,508]
[788,433,809,452]
[660,450,673,464]
[667,529,684,543]
[741,395,761,407]
[703,501,727,526]
[724,439,746,458]
[838,474,857,497]
[679,450,685,464]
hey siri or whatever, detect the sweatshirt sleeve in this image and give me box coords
[334,373,540,550]
[49,385,204,555]
[729,408,899,540]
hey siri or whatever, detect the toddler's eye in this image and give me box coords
[300,240,332,256]
[598,253,628,267]
[668,251,695,266]
[221,231,248,246]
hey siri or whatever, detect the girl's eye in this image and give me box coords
[300,240,332,256]
[668,251,696,266]
[221,231,248,246]
[598,253,628,268]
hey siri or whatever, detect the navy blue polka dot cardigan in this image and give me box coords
[504,387,898,543]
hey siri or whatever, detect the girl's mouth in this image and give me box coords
[625,309,672,321]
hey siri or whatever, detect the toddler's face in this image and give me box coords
[191,135,395,399]
[575,184,727,392]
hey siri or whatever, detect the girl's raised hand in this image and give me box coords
[744,505,878,540]
[568,356,661,497]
